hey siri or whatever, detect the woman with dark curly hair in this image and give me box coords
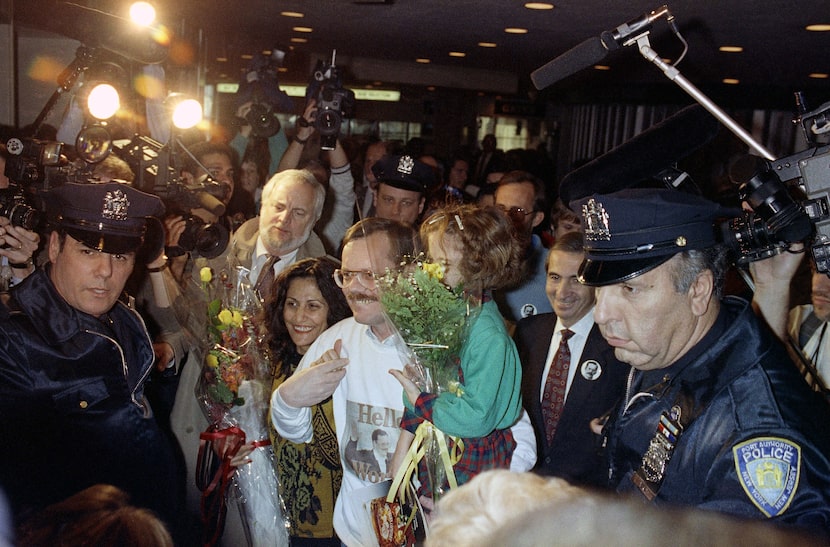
[263,256,351,546]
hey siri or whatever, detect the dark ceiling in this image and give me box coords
[12,0,830,110]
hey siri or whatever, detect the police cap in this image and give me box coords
[49,182,165,255]
[371,155,436,194]
[574,188,735,286]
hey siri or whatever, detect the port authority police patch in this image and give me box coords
[733,437,801,517]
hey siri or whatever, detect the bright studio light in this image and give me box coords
[170,96,203,129]
[130,2,156,26]
[87,83,120,120]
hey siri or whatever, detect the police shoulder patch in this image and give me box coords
[733,437,801,517]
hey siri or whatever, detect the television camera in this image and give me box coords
[237,49,292,138]
[307,50,355,151]
[113,135,230,259]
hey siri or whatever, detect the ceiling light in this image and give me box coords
[504,28,528,34]
[216,56,227,62]
[478,42,497,48]
[722,78,740,85]
[593,65,611,71]
[416,58,431,63]
[719,46,744,53]
[240,54,253,59]
[449,51,466,57]
[809,73,829,79]
[290,38,308,43]
[805,24,830,31]
[280,11,304,17]
[293,26,313,33]
[524,2,554,9]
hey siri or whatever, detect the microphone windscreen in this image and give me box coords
[560,104,721,206]
[531,37,609,90]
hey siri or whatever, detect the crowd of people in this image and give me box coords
[0,86,829,547]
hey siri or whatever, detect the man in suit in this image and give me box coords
[513,231,629,488]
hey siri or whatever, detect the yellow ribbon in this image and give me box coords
[386,421,465,505]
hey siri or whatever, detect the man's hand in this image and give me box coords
[153,341,175,372]
[279,339,348,407]
[750,243,805,339]
[0,219,39,273]
[388,363,424,405]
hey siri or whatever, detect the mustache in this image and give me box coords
[346,291,378,302]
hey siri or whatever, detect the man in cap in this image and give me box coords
[0,182,182,532]
[577,188,830,537]
[371,154,436,227]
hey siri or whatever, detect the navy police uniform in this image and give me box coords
[0,183,182,528]
[576,189,830,537]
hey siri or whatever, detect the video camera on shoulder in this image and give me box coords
[720,95,830,273]
[307,50,355,151]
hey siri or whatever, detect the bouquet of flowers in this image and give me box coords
[374,256,481,542]
[195,260,289,547]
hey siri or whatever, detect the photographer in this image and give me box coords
[751,245,830,392]
[277,98,355,255]
[229,52,293,179]
[0,144,40,292]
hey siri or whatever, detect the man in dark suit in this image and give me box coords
[514,231,629,488]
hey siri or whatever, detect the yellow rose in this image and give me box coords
[230,310,244,328]
[217,308,234,325]
[423,262,444,280]
[200,267,213,283]
[206,354,219,368]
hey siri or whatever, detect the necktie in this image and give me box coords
[254,254,279,302]
[541,328,574,445]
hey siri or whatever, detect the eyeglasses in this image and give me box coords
[496,205,535,222]
[333,269,377,288]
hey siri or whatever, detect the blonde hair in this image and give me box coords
[427,470,583,547]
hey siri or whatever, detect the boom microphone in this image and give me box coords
[600,5,671,51]
[531,5,671,90]
[530,37,611,91]
[559,104,721,206]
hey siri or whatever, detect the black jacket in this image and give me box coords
[0,268,181,526]
[514,312,629,488]
[606,297,830,537]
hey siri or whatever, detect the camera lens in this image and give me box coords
[178,216,230,259]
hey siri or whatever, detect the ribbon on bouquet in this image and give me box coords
[195,425,270,546]
[386,421,465,507]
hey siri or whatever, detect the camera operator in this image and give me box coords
[750,245,830,393]
[0,144,40,292]
[277,98,355,255]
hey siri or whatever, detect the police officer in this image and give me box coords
[576,188,830,538]
[0,182,182,532]
[371,154,436,227]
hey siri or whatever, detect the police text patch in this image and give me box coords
[733,437,801,517]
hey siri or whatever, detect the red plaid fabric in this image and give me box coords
[401,403,515,498]
[541,328,574,445]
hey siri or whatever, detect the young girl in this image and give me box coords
[389,203,525,501]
